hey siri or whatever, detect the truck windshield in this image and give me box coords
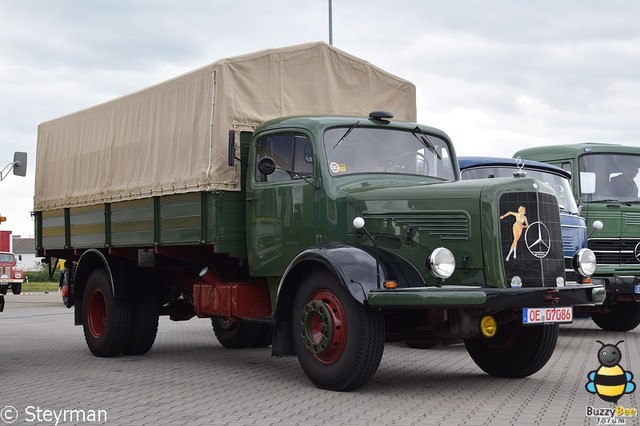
[323,126,455,180]
[579,154,640,202]
[461,166,579,213]
[0,253,15,263]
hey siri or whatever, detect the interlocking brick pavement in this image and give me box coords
[1,293,639,425]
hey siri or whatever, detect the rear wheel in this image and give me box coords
[292,270,385,391]
[464,319,558,378]
[591,303,640,331]
[123,298,159,355]
[211,316,262,349]
[82,268,132,357]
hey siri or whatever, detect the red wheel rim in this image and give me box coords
[300,289,347,364]
[87,288,106,338]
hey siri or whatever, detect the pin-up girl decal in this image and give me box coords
[500,205,528,261]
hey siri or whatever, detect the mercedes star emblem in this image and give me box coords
[524,221,551,258]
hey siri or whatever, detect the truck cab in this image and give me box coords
[515,143,640,331]
[0,251,24,298]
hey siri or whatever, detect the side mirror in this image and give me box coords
[257,157,277,176]
[13,152,27,177]
[18,255,22,261]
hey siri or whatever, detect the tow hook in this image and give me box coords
[544,289,560,304]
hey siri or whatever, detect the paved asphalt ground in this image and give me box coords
[1,292,639,426]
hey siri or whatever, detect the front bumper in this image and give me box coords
[591,275,640,303]
[367,284,605,309]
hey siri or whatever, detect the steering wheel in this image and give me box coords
[384,151,429,174]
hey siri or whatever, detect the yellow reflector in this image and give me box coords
[581,277,592,284]
[384,281,398,289]
[480,316,497,338]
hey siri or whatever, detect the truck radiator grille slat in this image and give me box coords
[395,215,469,240]
[562,234,575,253]
[625,212,640,226]
[588,238,640,265]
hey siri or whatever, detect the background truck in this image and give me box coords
[0,252,24,295]
[34,42,603,391]
[515,143,640,331]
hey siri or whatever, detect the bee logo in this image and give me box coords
[586,340,636,403]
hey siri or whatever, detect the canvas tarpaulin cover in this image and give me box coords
[35,42,416,210]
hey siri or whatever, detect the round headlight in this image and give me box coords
[572,248,597,277]
[428,247,456,279]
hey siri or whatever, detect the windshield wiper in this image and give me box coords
[412,126,441,159]
[333,122,359,149]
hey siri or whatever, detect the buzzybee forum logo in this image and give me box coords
[585,340,637,423]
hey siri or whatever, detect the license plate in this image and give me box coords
[522,307,573,325]
[635,285,640,294]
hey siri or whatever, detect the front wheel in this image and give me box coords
[82,268,132,357]
[292,270,385,391]
[591,303,640,331]
[464,319,558,378]
[11,283,22,294]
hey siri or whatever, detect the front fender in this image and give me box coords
[271,243,424,356]
[279,244,383,306]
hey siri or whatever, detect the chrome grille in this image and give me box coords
[588,238,640,265]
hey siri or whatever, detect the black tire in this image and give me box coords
[82,268,132,357]
[123,298,160,355]
[251,324,273,348]
[292,270,385,391]
[591,303,640,331]
[211,316,262,349]
[11,283,22,295]
[464,320,558,378]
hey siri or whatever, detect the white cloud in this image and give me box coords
[1,0,640,237]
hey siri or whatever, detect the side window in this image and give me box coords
[255,133,313,182]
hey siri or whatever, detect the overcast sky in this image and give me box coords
[1,0,639,238]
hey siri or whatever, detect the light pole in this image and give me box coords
[328,0,333,45]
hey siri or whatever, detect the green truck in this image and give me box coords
[34,43,604,391]
[515,143,640,331]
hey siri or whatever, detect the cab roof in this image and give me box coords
[458,156,570,179]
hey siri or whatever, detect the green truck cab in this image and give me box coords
[34,43,603,391]
[515,143,640,331]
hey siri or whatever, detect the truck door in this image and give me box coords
[246,131,318,276]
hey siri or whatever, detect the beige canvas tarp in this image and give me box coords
[35,42,416,210]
